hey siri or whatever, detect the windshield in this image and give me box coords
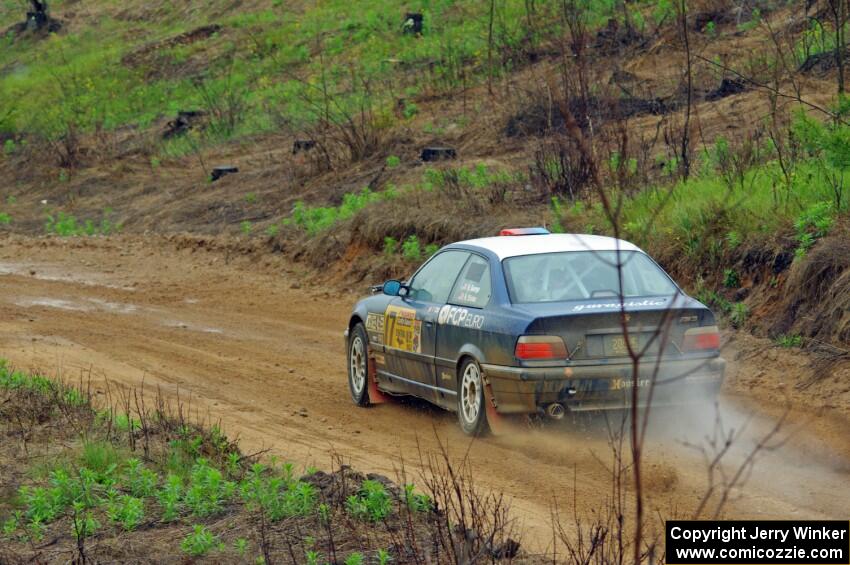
[503,251,678,303]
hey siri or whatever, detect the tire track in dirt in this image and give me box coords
[0,237,848,550]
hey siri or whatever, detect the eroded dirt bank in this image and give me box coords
[1,235,848,551]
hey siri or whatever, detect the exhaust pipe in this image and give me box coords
[546,403,565,420]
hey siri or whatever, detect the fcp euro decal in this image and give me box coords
[438,305,485,329]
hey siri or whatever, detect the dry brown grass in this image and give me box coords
[776,224,850,347]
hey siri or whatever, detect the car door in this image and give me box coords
[435,253,493,397]
[381,250,470,401]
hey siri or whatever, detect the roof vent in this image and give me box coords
[499,227,550,236]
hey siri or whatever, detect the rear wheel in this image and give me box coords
[348,323,370,406]
[458,358,489,436]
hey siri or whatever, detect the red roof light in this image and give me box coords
[499,227,551,236]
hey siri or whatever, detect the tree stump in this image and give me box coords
[403,13,423,35]
[705,78,747,101]
[292,140,316,155]
[420,147,456,162]
[26,0,48,31]
[211,166,239,182]
[26,11,47,31]
[163,110,205,139]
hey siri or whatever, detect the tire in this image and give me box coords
[457,358,489,436]
[347,323,370,406]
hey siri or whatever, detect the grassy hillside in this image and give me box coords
[0,0,628,155]
[0,0,848,349]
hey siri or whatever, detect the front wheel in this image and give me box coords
[457,358,489,436]
[347,323,370,406]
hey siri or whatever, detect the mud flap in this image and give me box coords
[483,381,508,435]
[367,353,391,405]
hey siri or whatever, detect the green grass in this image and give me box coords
[0,360,86,406]
[729,302,749,329]
[346,479,391,522]
[105,493,144,531]
[793,18,850,67]
[181,525,222,557]
[403,484,433,513]
[422,163,520,191]
[156,474,183,522]
[775,334,804,348]
[122,459,158,498]
[288,163,514,240]
[383,236,398,256]
[287,186,388,235]
[402,235,422,261]
[2,359,441,559]
[70,505,100,541]
[590,115,849,270]
[79,441,125,480]
[44,210,120,237]
[239,462,317,521]
[793,201,834,260]
[0,0,644,153]
[1,361,303,545]
[723,268,740,289]
[617,162,835,255]
[183,458,236,517]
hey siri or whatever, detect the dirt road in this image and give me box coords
[1,236,848,551]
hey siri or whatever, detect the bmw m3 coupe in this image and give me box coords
[345,228,725,435]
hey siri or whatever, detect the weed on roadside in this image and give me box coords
[775,334,804,348]
[44,210,120,237]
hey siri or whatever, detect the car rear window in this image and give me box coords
[503,250,677,303]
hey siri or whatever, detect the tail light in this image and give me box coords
[682,326,721,351]
[515,335,569,360]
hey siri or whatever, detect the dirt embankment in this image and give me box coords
[0,235,848,551]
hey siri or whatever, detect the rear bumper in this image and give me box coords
[481,357,725,414]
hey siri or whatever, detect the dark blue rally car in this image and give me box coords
[344,228,725,435]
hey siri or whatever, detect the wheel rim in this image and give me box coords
[350,335,366,395]
[460,363,482,425]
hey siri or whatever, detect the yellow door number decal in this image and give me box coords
[384,305,422,353]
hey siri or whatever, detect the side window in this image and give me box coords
[408,251,470,304]
[450,255,491,308]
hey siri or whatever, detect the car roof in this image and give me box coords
[454,233,642,260]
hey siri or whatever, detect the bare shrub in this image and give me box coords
[421,440,521,563]
[518,0,661,201]
[713,128,764,191]
[530,135,596,201]
[192,59,250,138]
[551,416,644,564]
[305,74,386,166]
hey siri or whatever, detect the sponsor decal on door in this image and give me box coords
[365,312,385,344]
[438,305,485,329]
[384,305,422,353]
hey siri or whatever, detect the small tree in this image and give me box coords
[825,0,849,94]
[793,106,850,211]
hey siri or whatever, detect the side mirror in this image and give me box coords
[382,280,403,296]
